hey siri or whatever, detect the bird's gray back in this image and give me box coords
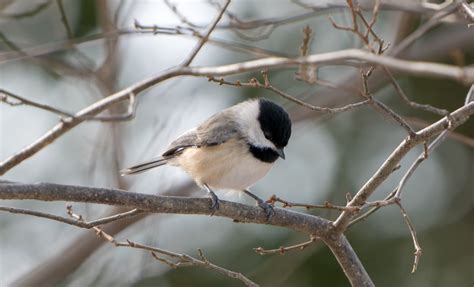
[162,110,242,157]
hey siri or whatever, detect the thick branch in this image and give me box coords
[324,235,374,287]
[0,181,373,286]
[0,181,331,236]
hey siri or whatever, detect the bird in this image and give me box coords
[121,98,292,219]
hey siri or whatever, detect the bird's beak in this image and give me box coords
[276,148,285,159]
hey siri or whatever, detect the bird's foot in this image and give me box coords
[207,188,220,215]
[243,189,275,221]
[257,198,275,221]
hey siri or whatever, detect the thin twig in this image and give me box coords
[348,190,397,227]
[230,24,276,41]
[333,101,474,231]
[334,1,449,124]
[64,206,259,287]
[365,0,381,39]
[0,205,143,228]
[465,84,474,104]
[360,71,416,136]
[155,1,448,32]
[208,74,370,113]
[180,0,231,66]
[347,195,422,273]
[208,0,277,41]
[0,89,137,122]
[267,195,359,212]
[56,0,73,39]
[125,240,259,286]
[394,131,449,198]
[394,85,473,198]
[330,3,418,138]
[254,236,317,255]
[395,201,422,274]
[0,89,74,117]
[134,21,290,57]
[382,68,449,116]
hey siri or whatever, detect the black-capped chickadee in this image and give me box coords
[121,98,291,219]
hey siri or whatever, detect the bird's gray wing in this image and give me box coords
[161,130,198,157]
[162,111,241,157]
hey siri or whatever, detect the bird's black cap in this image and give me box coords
[257,99,292,149]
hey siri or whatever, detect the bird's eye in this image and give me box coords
[264,131,272,140]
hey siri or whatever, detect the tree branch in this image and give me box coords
[333,101,474,232]
[0,181,331,235]
[324,235,374,287]
[255,236,317,255]
[61,205,258,287]
[180,0,230,66]
[0,206,143,228]
[12,181,195,287]
[1,49,473,175]
[0,181,372,286]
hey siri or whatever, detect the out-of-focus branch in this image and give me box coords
[0,1,466,65]
[389,2,461,57]
[292,0,447,16]
[458,0,474,24]
[160,0,440,35]
[0,1,53,19]
[0,27,289,64]
[56,0,73,39]
[180,0,230,66]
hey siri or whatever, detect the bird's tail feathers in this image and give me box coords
[120,157,169,175]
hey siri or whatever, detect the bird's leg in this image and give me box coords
[204,184,219,215]
[243,189,274,221]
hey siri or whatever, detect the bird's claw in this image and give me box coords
[257,199,275,221]
[208,190,220,215]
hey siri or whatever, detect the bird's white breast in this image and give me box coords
[172,138,273,191]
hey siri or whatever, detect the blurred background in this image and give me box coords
[0,0,473,286]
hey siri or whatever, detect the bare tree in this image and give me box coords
[1,1,473,286]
